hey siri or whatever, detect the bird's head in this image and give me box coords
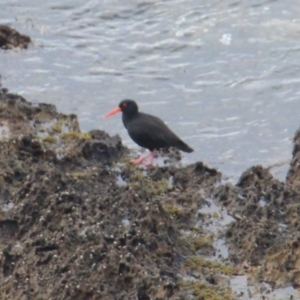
[104,99,138,118]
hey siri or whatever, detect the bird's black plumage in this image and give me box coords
[119,99,193,152]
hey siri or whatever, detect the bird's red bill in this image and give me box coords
[104,107,121,118]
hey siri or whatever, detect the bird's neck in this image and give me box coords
[122,112,138,128]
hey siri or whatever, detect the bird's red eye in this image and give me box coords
[123,103,127,107]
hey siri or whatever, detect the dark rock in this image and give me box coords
[0,25,31,49]
[82,130,125,163]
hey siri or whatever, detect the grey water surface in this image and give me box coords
[1,0,300,181]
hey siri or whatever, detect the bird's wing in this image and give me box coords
[127,113,180,149]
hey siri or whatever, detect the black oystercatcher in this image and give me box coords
[104,100,194,166]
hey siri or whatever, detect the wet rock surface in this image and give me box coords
[0,88,299,299]
[214,132,300,293]
[0,25,31,49]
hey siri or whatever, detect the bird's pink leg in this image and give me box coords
[142,151,154,166]
[131,151,153,165]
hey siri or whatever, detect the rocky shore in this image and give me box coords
[0,87,299,300]
[0,26,299,300]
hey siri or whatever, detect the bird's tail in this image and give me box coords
[176,140,194,153]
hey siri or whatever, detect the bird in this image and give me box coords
[104,99,194,166]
